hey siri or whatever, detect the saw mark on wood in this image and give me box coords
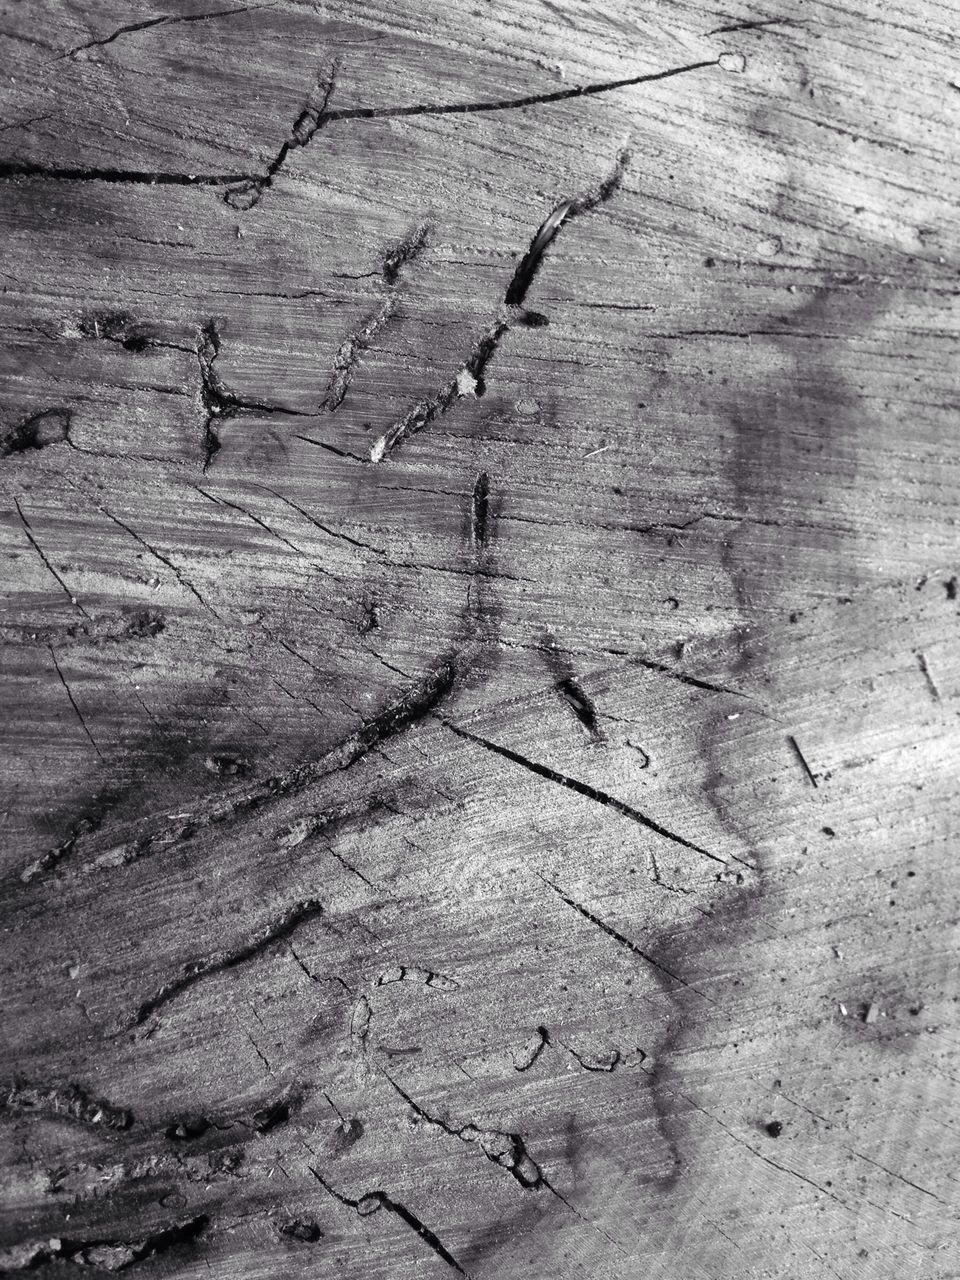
[310,1169,469,1275]
[541,876,712,1000]
[124,898,325,1030]
[371,151,628,461]
[49,645,103,758]
[440,717,740,869]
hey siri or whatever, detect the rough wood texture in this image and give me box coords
[1,2,958,1276]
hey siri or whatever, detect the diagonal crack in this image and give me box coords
[540,876,712,999]
[440,716,745,870]
[123,898,325,1029]
[48,645,103,759]
[62,5,262,57]
[310,1168,469,1275]
[384,1072,551,1191]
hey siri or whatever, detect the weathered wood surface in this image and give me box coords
[1,1,958,1276]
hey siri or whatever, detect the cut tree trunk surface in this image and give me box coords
[0,2,958,1277]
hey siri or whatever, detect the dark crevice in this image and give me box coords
[326,58,719,122]
[293,432,366,463]
[1,406,71,457]
[223,62,338,210]
[385,1072,551,1191]
[125,898,325,1029]
[371,150,629,460]
[8,1216,208,1272]
[0,59,718,196]
[63,5,260,56]
[471,471,490,548]
[441,718,742,869]
[556,676,603,740]
[705,18,799,34]
[310,1169,468,1275]
[504,148,628,306]
[0,160,247,184]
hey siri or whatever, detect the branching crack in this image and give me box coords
[97,504,223,620]
[0,58,719,196]
[196,319,312,470]
[370,150,628,460]
[310,1168,468,1275]
[384,1073,551,1191]
[224,61,338,210]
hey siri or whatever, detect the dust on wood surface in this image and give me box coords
[0,1,957,1276]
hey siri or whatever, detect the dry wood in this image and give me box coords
[0,1,958,1276]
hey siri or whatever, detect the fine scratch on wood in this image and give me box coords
[540,875,713,999]
[13,498,90,619]
[48,645,104,759]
